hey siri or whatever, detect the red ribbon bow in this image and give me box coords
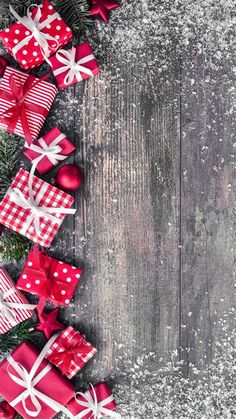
[48,333,91,375]
[0,73,49,146]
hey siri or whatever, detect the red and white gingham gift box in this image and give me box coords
[0,267,36,334]
[0,168,75,247]
[45,326,97,379]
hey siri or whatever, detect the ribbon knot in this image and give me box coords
[54,47,95,85]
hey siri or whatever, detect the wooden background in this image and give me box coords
[1,0,235,417]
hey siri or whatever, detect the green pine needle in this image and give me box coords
[0,232,30,263]
[0,320,34,357]
[53,0,93,35]
[0,131,19,200]
[0,0,41,27]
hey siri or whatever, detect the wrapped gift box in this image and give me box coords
[24,127,76,174]
[0,267,36,334]
[0,169,75,248]
[0,66,57,147]
[45,326,97,379]
[17,246,83,309]
[0,340,74,419]
[49,42,100,89]
[0,0,72,70]
[67,383,118,419]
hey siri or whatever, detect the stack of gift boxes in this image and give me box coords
[0,0,120,418]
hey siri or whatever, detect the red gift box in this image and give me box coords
[0,169,75,248]
[0,66,57,147]
[67,383,119,419]
[45,326,97,379]
[0,0,72,70]
[49,42,100,89]
[0,336,74,419]
[24,127,76,175]
[17,246,83,310]
[0,267,36,334]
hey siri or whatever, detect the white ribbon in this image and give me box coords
[10,4,60,64]
[7,334,73,417]
[27,132,68,170]
[0,288,36,325]
[54,47,95,85]
[8,166,76,237]
[74,385,121,419]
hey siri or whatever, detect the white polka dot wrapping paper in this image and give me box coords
[0,168,75,248]
[0,267,36,334]
[0,0,72,70]
[17,245,83,310]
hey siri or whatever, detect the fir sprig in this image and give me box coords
[0,320,34,357]
[0,0,41,28]
[0,131,19,199]
[54,0,92,35]
[0,232,30,263]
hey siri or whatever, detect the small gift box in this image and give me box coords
[0,336,74,419]
[0,400,16,419]
[17,246,83,311]
[0,0,72,70]
[0,267,36,334]
[45,326,97,379]
[0,169,75,248]
[24,127,76,175]
[67,383,119,419]
[49,42,100,89]
[0,66,57,147]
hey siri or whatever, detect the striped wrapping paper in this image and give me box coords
[0,267,35,334]
[0,66,57,145]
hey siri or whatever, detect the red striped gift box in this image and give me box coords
[0,66,57,146]
[0,267,36,334]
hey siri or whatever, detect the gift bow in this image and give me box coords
[0,73,49,146]
[47,333,92,375]
[74,385,121,419]
[9,5,59,64]
[27,133,67,170]
[0,288,36,325]
[7,334,72,418]
[54,47,95,85]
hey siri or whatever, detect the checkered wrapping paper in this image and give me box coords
[45,326,97,379]
[0,168,75,247]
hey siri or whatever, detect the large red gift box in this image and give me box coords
[0,0,72,70]
[24,127,76,175]
[67,383,118,419]
[0,169,75,248]
[0,339,74,419]
[0,267,36,334]
[17,246,83,309]
[0,66,57,147]
[49,42,100,89]
[45,326,97,379]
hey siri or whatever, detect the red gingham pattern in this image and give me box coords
[0,168,74,247]
[0,267,35,334]
[46,326,97,379]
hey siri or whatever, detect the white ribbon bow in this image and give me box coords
[74,385,121,419]
[7,334,72,417]
[0,288,36,325]
[10,4,60,64]
[54,47,95,85]
[27,132,68,169]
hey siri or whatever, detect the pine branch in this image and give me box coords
[0,0,43,28]
[54,0,92,35]
[0,320,34,357]
[0,232,30,263]
[0,131,19,199]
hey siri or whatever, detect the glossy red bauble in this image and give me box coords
[0,57,8,77]
[55,165,83,191]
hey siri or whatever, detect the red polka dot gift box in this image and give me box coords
[45,326,97,379]
[0,66,57,147]
[48,42,100,89]
[0,0,72,70]
[0,169,76,248]
[17,246,83,311]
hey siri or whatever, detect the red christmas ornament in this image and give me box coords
[55,165,83,191]
[0,400,15,419]
[36,308,64,339]
[89,0,120,23]
[0,57,8,77]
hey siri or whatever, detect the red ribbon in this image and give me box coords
[47,333,91,375]
[0,73,49,146]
